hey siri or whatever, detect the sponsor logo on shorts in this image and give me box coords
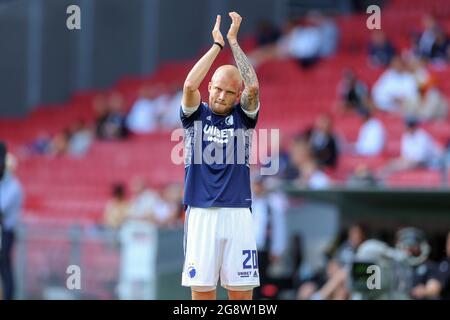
[237,271,252,278]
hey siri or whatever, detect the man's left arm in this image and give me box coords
[227,12,260,113]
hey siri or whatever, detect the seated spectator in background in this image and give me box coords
[337,69,373,115]
[368,30,396,67]
[103,183,129,230]
[437,231,450,300]
[255,19,281,47]
[49,128,71,157]
[415,14,443,61]
[94,94,109,137]
[372,56,420,113]
[280,19,323,69]
[248,12,338,69]
[126,84,168,134]
[346,164,379,188]
[297,256,348,300]
[307,10,339,58]
[95,92,129,140]
[354,109,386,156]
[304,114,339,168]
[407,55,430,87]
[28,131,52,155]
[152,183,183,228]
[157,83,183,130]
[123,178,174,227]
[379,117,442,178]
[289,138,332,189]
[403,77,448,121]
[429,29,450,64]
[67,120,93,156]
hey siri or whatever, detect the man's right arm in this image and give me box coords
[182,15,225,110]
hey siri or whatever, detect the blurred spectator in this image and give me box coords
[368,30,396,67]
[297,257,348,300]
[95,92,129,140]
[415,15,442,60]
[372,56,420,113]
[28,131,52,155]
[248,13,338,69]
[407,55,431,87]
[289,138,332,189]
[354,109,386,156]
[0,153,23,300]
[395,227,442,299]
[125,178,161,225]
[403,77,448,121]
[299,223,367,300]
[380,117,442,178]
[103,183,129,230]
[49,128,71,156]
[255,20,281,47]
[337,69,373,115]
[252,175,288,299]
[346,164,379,188]
[437,231,450,299]
[333,223,368,268]
[429,29,450,64]
[307,10,339,58]
[281,19,323,68]
[152,183,182,228]
[304,114,339,168]
[117,178,161,300]
[126,84,168,134]
[157,83,183,130]
[67,120,94,156]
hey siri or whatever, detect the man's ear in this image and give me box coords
[236,89,242,102]
[208,82,212,92]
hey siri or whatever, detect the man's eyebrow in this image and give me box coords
[214,85,236,94]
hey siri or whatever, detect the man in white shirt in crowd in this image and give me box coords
[126,84,168,134]
[354,109,386,156]
[372,56,419,113]
[379,117,442,178]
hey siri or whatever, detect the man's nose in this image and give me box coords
[218,91,226,100]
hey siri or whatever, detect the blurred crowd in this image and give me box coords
[101,178,183,232]
[294,226,450,300]
[23,83,183,158]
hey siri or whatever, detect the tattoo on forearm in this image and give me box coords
[231,42,258,87]
[231,42,259,110]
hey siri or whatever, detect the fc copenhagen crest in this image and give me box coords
[225,115,234,126]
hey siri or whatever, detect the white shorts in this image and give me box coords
[181,207,260,291]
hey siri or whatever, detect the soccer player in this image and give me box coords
[180,12,260,300]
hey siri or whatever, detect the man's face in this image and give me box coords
[208,75,241,115]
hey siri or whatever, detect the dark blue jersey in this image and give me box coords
[181,102,259,208]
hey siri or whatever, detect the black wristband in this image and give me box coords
[214,42,223,50]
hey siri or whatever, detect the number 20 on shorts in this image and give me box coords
[242,250,258,269]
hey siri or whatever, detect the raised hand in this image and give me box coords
[212,15,225,48]
[227,12,242,45]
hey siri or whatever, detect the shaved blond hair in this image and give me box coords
[211,65,243,89]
